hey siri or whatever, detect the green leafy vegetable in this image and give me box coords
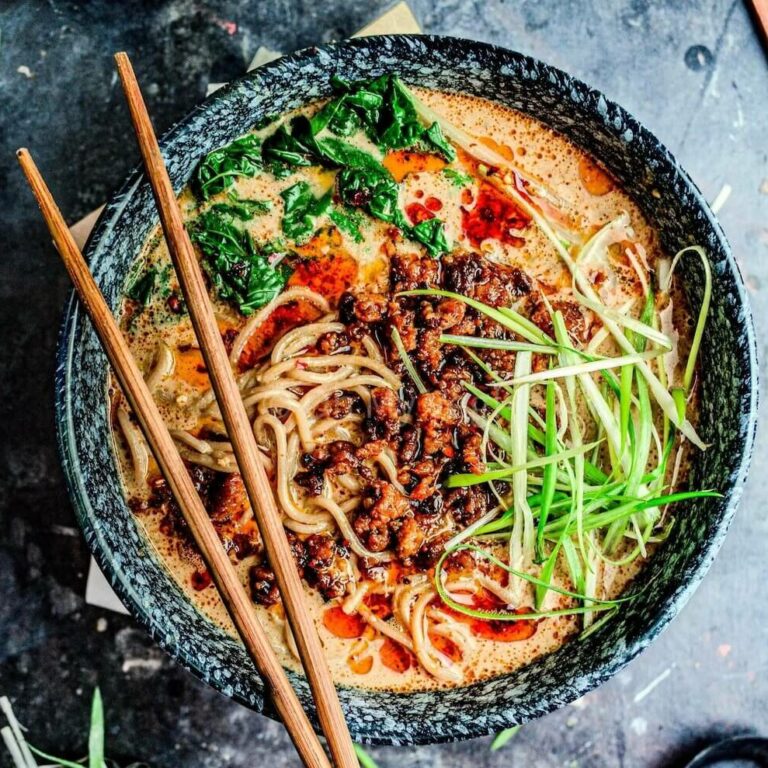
[442,167,473,187]
[261,237,287,255]
[337,166,402,224]
[280,181,332,243]
[326,74,456,159]
[409,217,450,257]
[422,121,453,159]
[268,161,294,179]
[329,206,365,243]
[209,192,272,220]
[310,76,384,138]
[196,134,263,199]
[337,167,450,256]
[196,74,456,258]
[262,123,316,170]
[190,209,290,315]
[126,267,157,307]
[314,136,382,171]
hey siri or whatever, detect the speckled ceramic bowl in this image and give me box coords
[55,36,758,745]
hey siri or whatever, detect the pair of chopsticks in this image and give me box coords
[18,52,358,768]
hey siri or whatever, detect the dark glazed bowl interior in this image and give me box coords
[55,36,758,745]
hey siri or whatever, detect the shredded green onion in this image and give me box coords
[391,326,427,394]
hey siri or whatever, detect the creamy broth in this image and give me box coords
[110,81,699,692]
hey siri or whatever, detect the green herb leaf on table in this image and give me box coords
[280,181,332,243]
[196,134,263,199]
[190,209,290,315]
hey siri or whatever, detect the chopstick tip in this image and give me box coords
[16,148,33,172]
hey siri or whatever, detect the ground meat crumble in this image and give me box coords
[133,249,590,607]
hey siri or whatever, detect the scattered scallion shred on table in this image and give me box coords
[3,690,377,768]
[187,72,719,632]
[490,725,521,751]
[0,688,152,768]
[353,743,380,768]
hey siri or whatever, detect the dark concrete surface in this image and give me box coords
[1,1,767,766]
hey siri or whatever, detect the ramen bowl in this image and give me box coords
[55,35,757,744]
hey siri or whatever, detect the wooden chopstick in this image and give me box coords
[747,0,768,49]
[113,53,358,768]
[16,148,332,768]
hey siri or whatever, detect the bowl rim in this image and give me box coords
[54,33,759,745]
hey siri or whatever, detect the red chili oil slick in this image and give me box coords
[191,569,212,591]
[237,243,358,369]
[429,631,462,661]
[289,251,358,306]
[238,300,322,369]
[405,202,435,225]
[469,614,536,642]
[380,637,416,673]
[443,588,538,643]
[405,196,444,225]
[323,605,367,638]
[363,592,394,620]
[382,149,447,182]
[462,182,531,248]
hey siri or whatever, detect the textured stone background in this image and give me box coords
[1,1,767,766]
